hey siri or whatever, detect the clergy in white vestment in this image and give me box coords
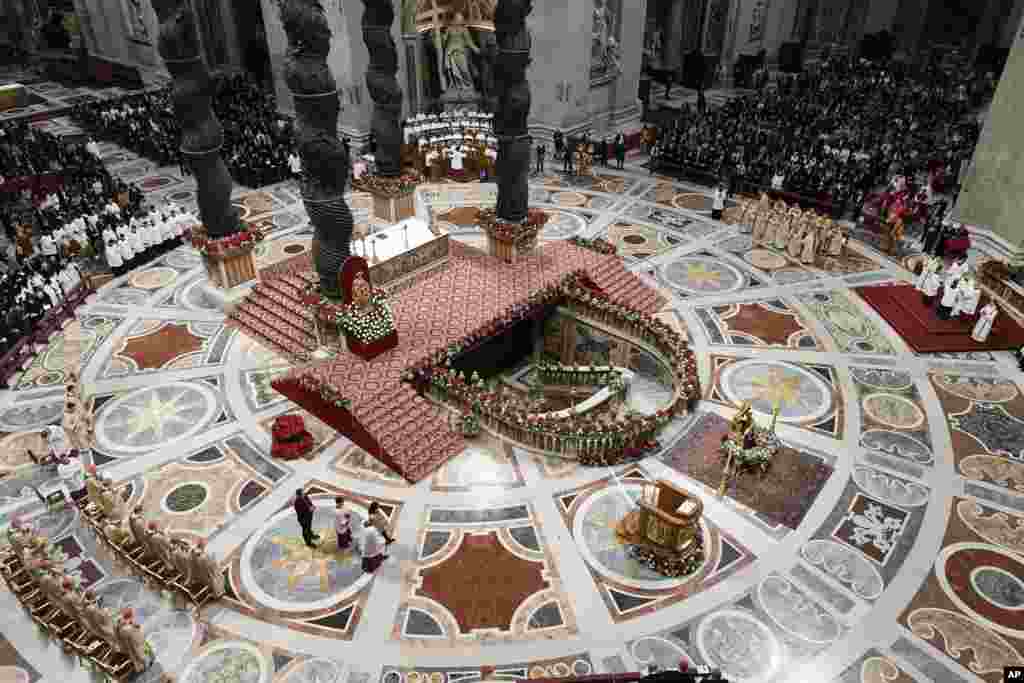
[952,278,980,317]
[971,303,998,343]
[937,278,959,319]
[921,269,941,304]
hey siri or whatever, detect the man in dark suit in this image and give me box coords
[293,488,319,547]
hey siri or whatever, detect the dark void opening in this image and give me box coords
[449,307,554,381]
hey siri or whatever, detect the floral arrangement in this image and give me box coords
[567,235,617,255]
[720,425,779,470]
[334,290,396,345]
[189,228,264,256]
[295,375,351,410]
[626,538,704,578]
[478,208,549,249]
[352,172,421,197]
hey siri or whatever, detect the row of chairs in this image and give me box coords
[0,546,135,680]
[75,494,214,611]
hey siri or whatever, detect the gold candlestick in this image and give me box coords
[718,449,733,497]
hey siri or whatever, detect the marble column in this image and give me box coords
[402,32,422,114]
[953,13,1024,263]
[151,0,240,240]
[260,0,294,115]
[361,0,402,177]
[663,0,686,72]
[276,0,353,295]
[494,0,532,225]
[680,0,704,53]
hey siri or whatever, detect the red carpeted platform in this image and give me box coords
[856,284,1024,353]
[228,240,668,483]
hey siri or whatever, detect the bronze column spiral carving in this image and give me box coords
[362,0,403,178]
[151,0,240,239]
[493,0,533,224]
[276,0,353,297]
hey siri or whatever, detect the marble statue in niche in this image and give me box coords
[749,0,767,43]
[443,13,480,92]
[591,0,622,82]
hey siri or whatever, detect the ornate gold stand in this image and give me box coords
[613,480,704,577]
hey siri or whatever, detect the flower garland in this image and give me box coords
[351,172,421,197]
[567,235,617,255]
[334,290,396,345]
[626,538,704,578]
[189,228,265,256]
[478,208,549,249]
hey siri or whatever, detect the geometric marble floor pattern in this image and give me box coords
[2,132,1023,683]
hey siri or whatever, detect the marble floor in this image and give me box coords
[1,116,1023,683]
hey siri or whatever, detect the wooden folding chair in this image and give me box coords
[94,650,132,681]
[173,579,210,608]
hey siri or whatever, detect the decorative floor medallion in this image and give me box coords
[555,470,753,622]
[395,502,575,644]
[224,481,402,639]
[931,373,1024,491]
[899,498,1024,683]
[661,257,745,296]
[696,299,821,349]
[94,381,221,455]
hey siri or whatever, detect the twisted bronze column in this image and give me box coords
[151,0,239,238]
[494,0,533,223]
[276,0,353,297]
[362,0,403,177]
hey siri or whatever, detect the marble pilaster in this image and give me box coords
[953,12,1024,264]
[402,33,422,114]
[663,0,686,72]
[339,0,374,142]
[862,0,900,34]
[72,0,99,55]
[891,0,930,54]
[259,0,294,115]
[1002,0,1024,46]
[526,0,589,139]
[78,0,161,70]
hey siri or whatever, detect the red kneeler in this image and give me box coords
[270,414,315,460]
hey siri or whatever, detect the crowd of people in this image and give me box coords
[102,201,196,276]
[649,56,984,218]
[73,73,296,188]
[0,121,155,384]
[0,253,85,354]
[403,109,499,181]
[546,130,629,175]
